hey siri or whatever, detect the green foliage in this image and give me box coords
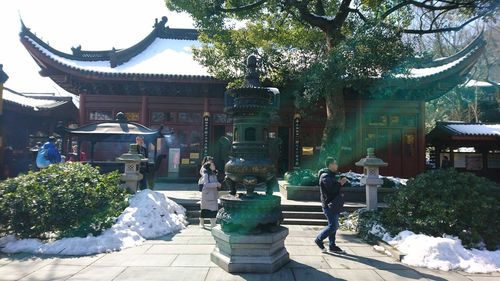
[284,169,318,186]
[340,209,382,244]
[0,163,129,239]
[298,24,414,109]
[381,169,500,250]
[381,177,396,188]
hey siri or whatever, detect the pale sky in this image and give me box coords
[0,0,195,94]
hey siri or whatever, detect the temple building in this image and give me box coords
[1,87,77,177]
[20,17,485,179]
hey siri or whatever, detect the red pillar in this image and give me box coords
[79,93,86,125]
[141,96,148,125]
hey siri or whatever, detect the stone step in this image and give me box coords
[282,211,325,220]
[282,218,328,226]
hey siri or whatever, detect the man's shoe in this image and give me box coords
[329,245,344,253]
[314,239,325,250]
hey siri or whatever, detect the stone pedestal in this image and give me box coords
[210,226,289,273]
[366,185,378,210]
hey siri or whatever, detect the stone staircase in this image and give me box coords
[181,200,368,226]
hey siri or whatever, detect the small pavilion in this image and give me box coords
[56,112,166,173]
[427,121,500,182]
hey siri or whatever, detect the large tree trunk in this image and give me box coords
[319,87,346,167]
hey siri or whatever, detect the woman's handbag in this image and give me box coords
[327,193,344,214]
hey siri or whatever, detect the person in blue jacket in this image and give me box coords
[36,136,61,168]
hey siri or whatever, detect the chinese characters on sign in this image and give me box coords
[293,114,301,168]
[203,113,210,157]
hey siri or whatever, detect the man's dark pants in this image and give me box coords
[316,206,340,248]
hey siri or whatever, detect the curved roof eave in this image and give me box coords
[19,20,223,83]
[58,121,163,136]
[21,38,222,84]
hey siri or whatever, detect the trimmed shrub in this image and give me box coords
[381,169,499,250]
[0,162,129,239]
[340,209,381,243]
[284,169,318,186]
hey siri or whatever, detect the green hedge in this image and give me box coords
[0,162,129,239]
[284,169,318,186]
[381,169,499,250]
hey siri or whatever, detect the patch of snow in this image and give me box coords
[447,124,500,136]
[373,244,393,257]
[379,230,500,273]
[28,37,209,76]
[369,223,388,238]
[463,79,498,88]
[0,189,187,255]
[395,57,463,78]
[3,90,60,109]
[339,171,407,187]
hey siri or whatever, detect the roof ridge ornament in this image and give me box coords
[154,16,168,29]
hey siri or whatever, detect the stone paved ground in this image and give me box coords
[0,225,498,281]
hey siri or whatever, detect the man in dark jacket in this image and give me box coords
[315,157,347,253]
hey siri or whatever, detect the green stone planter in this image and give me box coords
[279,181,395,203]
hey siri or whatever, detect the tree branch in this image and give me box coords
[289,0,332,31]
[381,0,477,19]
[403,13,484,34]
[348,8,367,22]
[215,0,268,12]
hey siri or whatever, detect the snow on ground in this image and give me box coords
[338,171,407,187]
[0,189,187,255]
[369,225,500,273]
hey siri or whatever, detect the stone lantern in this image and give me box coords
[116,143,147,193]
[210,55,288,273]
[355,148,388,210]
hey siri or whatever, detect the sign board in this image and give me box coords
[168,148,180,173]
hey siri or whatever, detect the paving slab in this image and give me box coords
[348,246,387,257]
[416,267,476,281]
[374,269,428,281]
[284,255,331,269]
[322,253,376,269]
[365,256,411,270]
[92,253,177,267]
[48,254,104,266]
[334,268,385,281]
[18,264,84,281]
[113,266,209,281]
[170,254,218,267]
[292,268,348,281]
[205,267,294,281]
[0,258,55,280]
[66,266,126,281]
[112,244,153,255]
[146,244,215,254]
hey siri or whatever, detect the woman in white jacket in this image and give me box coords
[199,160,221,228]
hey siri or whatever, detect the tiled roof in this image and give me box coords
[438,122,500,137]
[20,17,215,81]
[3,87,71,110]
